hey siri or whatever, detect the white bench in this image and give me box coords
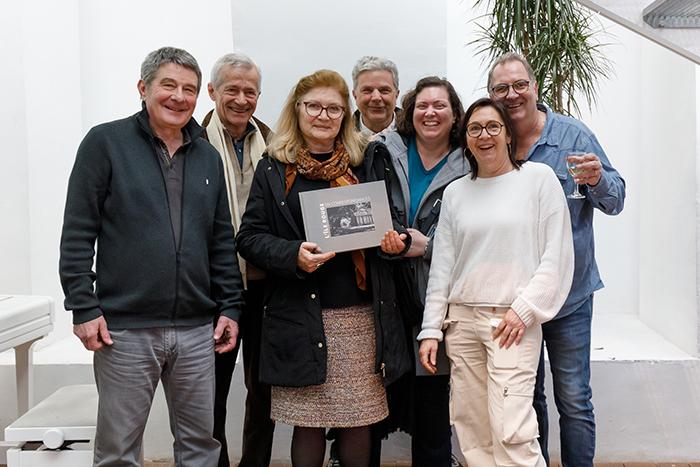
[4,385,97,467]
[0,295,54,415]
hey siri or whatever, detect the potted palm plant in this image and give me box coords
[471,0,615,117]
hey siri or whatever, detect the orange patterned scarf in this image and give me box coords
[285,140,367,290]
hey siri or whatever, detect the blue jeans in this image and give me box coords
[534,296,595,467]
[93,324,220,467]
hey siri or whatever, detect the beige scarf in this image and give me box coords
[205,110,267,285]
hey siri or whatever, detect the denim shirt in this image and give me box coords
[526,104,626,319]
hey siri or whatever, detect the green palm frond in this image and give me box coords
[470,0,615,117]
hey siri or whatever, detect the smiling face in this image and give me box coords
[298,86,344,153]
[352,70,399,133]
[207,66,260,139]
[138,63,198,138]
[413,85,455,146]
[466,105,512,178]
[489,60,538,126]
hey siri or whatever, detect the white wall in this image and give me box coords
[19,0,84,346]
[77,0,235,131]
[638,40,698,356]
[231,0,448,129]
[577,20,642,318]
[0,0,31,295]
[698,69,700,357]
[446,0,492,103]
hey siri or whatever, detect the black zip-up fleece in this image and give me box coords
[60,106,243,328]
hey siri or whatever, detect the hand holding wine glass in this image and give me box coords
[566,151,586,199]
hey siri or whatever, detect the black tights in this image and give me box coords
[291,426,371,467]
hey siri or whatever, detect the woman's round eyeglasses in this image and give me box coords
[466,121,505,138]
[302,101,345,119]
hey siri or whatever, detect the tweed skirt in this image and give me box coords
[271,303,388,427]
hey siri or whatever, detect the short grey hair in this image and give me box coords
[210,52,262,92]
[351,56,399,91]
[487,52,536,91]
[140,47,202,95]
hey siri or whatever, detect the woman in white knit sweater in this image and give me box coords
[417,98,574,467]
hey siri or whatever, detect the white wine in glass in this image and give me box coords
[567,151,586,199]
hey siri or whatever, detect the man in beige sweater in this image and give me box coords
[202,52,274,467]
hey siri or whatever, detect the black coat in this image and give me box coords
[236,142,411,388]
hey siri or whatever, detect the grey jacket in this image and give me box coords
[377,131,470,375]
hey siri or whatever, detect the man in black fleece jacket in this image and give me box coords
[59,47,243,467]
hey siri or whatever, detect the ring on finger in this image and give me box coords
[316,262,324,268]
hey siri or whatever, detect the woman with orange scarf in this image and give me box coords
[236,69,411,467]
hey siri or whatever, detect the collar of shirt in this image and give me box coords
[524,103,554,161]
[231,121,256,166]
[231,121,257,145]
[359,112,396,137]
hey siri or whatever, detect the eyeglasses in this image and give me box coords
[301,101,345,119]
[490,80,530,98]
[466,121,504,138]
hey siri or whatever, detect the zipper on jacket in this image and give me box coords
[158,139,187,324]
[171,152,187,323]
[152,137,182,324]
[375,299,385,377]
[150,137,180,253]
[157,140,172,168]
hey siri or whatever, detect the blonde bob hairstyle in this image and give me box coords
[268,69,367,166]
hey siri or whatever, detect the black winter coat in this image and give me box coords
[236,142,411,388]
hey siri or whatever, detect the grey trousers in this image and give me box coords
[93,324,220,467]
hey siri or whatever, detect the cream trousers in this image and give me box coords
[444,305,546,467]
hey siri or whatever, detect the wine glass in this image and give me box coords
[566,151,586,199]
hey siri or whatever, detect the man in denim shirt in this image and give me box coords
[488,52,626,467]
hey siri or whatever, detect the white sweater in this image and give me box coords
[418,162,574,341]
